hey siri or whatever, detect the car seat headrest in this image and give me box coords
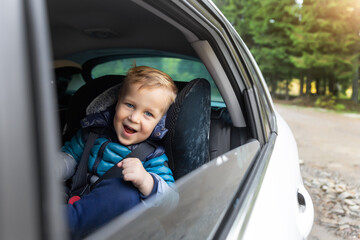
[54,60,82,76]
[164,78,211,180]
[86,83,121,115]
[65,75,125,140]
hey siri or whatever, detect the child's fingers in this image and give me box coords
[117,158,135,168]
[121,158,141,168]
[121,164,141,176]
[121,160,145,186]
[117,161,123,168]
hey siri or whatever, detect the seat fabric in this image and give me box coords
[164,78,211,180]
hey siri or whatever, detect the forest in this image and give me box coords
[214,0,360,108]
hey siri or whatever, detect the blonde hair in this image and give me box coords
[119,66,177,106]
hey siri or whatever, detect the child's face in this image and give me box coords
[114,83,170,146]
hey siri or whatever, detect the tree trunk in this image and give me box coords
[322,78,327,95]
[285,78,289,100]
[315,78,320,95]
[317,77,325,95]
[271,78,277,96]
[352,8,359,104]
[306,71,312,96]
[328,78,333,95]
[300,72,304,96]
[352,56,359,104]
[328,76,339,97]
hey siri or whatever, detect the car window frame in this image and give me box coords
[231,30,276,138]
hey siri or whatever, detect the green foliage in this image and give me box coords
[335,103,346,111]
[315,95,337,109]
[315,94,345,110]
[213,0,360,101]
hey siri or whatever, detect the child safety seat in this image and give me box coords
[164,79,211,179]
[65,75,211,191]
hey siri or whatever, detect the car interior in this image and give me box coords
[49,0,253,177]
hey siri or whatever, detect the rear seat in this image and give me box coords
[209,107,250,160]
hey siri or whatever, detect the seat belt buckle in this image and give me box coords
[68,195,81,205]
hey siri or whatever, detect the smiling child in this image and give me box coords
[59,66,178,239]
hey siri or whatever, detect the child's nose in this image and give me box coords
[129,111,141,123]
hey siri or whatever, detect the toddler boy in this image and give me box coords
[59,66,177,238]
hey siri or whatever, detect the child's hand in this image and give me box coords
[117,158,154,196]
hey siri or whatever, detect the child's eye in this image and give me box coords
[144,111,153,117]
[125,103,134,108]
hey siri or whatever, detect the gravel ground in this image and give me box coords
[275,103,360,240]
[301,165,360,239]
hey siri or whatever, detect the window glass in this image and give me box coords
[55,72,85,109]
[91,57,224,104]
[65,73,85,95]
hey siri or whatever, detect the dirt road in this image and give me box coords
[275,103,360,183]
[275,103,360,240]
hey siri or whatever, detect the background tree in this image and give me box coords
[290,0,360,97]
[346,0,360,103]
[215,0,301,98]
[214,0,360,104]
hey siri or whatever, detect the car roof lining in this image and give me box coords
[132,0,199,44]
[47,0,196,58]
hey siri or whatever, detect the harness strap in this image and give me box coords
[90,141,158,191]
[69,131,98,197]
[68,129,159,201]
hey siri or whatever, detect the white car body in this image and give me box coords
[242,112,314,239]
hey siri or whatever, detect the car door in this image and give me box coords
[0,0,312,239]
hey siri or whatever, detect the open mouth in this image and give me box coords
[124,125,137,134]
